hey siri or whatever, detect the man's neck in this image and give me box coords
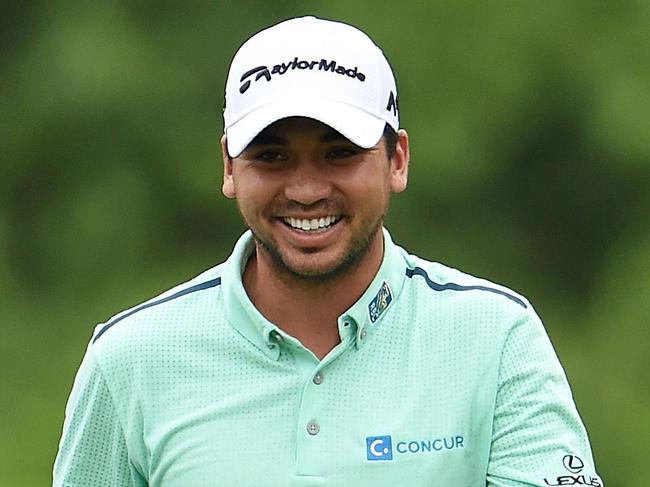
[242,236,384,359]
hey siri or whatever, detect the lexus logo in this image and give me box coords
[563,455,584,474]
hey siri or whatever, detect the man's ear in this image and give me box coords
[221,134,236,199]
[389,129,410,193]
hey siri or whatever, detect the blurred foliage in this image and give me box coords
[1,1,649,485]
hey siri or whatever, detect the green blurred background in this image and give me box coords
[2,1,648,485]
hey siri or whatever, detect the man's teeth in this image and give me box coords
[284,216,340,231]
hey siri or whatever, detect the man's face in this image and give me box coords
[222,117,409,282]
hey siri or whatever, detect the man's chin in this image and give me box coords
[273,254,355,282]
[251,220,382,282]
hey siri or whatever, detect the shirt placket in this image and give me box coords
[283,316,357,483]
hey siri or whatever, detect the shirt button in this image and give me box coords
[306,421,320,436]
[313,372,324,385]
[359,329,368,340]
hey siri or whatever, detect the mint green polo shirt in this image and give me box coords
[54,229,603,486]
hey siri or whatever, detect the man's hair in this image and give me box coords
[383,123,398,160]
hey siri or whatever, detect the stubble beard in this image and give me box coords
[244,211,387,284]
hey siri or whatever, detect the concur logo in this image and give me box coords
[366,436,393,461]
[366,434,464,462]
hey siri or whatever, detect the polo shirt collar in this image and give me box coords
[340,228,406,350]
[222,228,407,359]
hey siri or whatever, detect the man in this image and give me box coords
[54,16,603,486]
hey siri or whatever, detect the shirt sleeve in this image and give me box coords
[53,344,147,487]
[486,309,604,486]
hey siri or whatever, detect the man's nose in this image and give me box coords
[283,160,332,205]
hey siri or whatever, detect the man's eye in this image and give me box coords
[255,151,286,162]
[328,147,360,159]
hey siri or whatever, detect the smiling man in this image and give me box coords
[221,117,407,357]
[54,16,603,487]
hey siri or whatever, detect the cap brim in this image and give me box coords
[225,98,387,157]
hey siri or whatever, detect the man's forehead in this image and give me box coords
[249,117,352,146]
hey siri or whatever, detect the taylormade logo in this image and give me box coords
[239,57,366,94]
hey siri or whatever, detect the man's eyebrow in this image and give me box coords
[247,133,287,147]
[320,130,352,143]
[245,129,353,148]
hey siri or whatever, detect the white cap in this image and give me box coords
[223,16,399,157]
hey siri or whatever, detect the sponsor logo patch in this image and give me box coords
[239,57,366,94]
[366,433,465,462]
[366,435,393,461]
[368,281,392,323]
[563,455,585,474]
[543,455,602,486]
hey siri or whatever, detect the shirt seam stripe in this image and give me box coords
[92,277,222,343]
[405,267,527,308]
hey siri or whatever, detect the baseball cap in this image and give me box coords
[223,16,399,157]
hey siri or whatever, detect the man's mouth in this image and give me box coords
[282,215,341,232]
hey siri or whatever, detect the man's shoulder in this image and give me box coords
[90,263,227,350]
[401,250,532,313]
